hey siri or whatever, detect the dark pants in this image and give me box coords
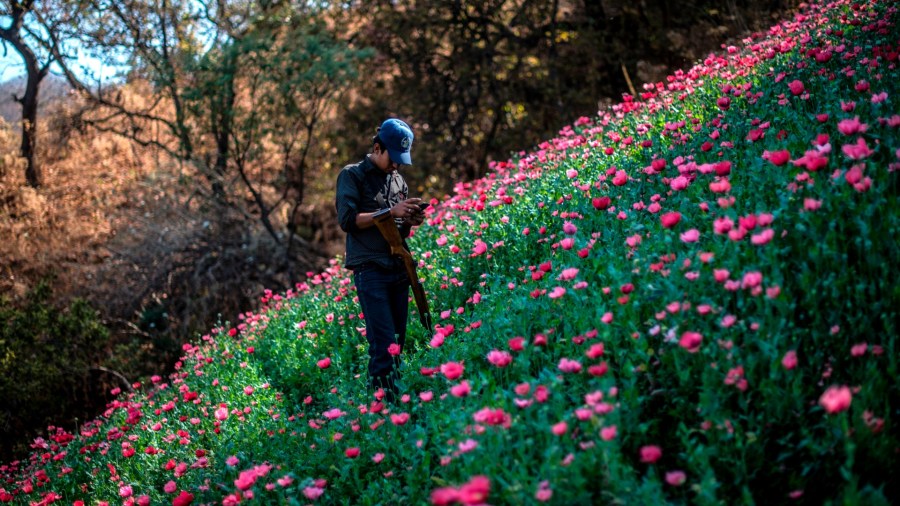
[353,263,410,400]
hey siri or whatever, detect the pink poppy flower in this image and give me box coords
[670,176,690,191]
[323,408,345,420]
[458,475,491,506]
[304,487,325,500]
[562,221,578,235]
[235,469,259,491]
[660,211,682,228]
[586,343,605,359]
[450,380,471,397]
[791,150,829,171]
[680,229,700,243]
[751,228,775,245]
[470,240,488,257]
[713,216,734,234]
[440,361,465,380]
[728,227,747,242]
[558,268,579,281]
[486,350,513,368]
[588,362,609,377]
[317,357,331,369]
[600,425,617,441]
[837,117,868,135]
[763,150,791,166]
[639,445,662,463]
[549,286,567,299]
[535,484,553,502]
[593,196,611,210]
[173,491,194,506]
[430,487,460,506]
[845,164,864,185]
[841,137,873,160]
[741,271,763,289]
[709,179,731,193]
[558,358,583,373]
[388,343,401,356]
[390,413,410,426]
[739,214,757,230]
[819,385,852,414]
[720,314,737,328]
[508,336,525,351]
[551,421,568,436]
[215,404,229,421]
[679,332,703,353]
[473,408,511,428]
[788,80,805,95]
[345,447,360,458]
[803,198,822,211]
[665,471,687,486]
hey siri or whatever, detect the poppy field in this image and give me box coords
[2,0,899,504]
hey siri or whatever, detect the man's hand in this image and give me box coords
[391,198,424,222]
[406,208,425,226]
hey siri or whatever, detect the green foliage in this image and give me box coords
[0,281,110,459]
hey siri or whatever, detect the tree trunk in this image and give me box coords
[0,0,47,188]
[20,69,41,187]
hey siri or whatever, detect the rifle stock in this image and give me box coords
[372,208,433,330]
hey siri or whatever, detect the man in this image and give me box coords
[335,118,425,402]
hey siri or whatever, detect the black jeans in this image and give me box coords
[353,263,410,399]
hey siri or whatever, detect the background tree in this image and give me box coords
[36,0,368,336]
[0,0,72,187]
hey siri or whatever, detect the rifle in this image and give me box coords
[372,208,432,330]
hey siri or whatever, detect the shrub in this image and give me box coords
[0,281,112,461]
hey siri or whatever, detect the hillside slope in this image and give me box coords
[2,0,898,504]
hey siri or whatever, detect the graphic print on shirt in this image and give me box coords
[374,172,407,209]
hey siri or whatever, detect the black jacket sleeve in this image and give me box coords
[335,168,361,234]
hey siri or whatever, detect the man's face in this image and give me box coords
[373,145,401,173]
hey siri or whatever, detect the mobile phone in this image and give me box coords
[417,202,429,211]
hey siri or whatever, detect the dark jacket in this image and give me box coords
[335,156,411,269]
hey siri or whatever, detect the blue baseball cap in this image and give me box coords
[378,118,414,165]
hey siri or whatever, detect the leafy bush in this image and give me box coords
[1,0,898,504]
[0,282,112,460]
